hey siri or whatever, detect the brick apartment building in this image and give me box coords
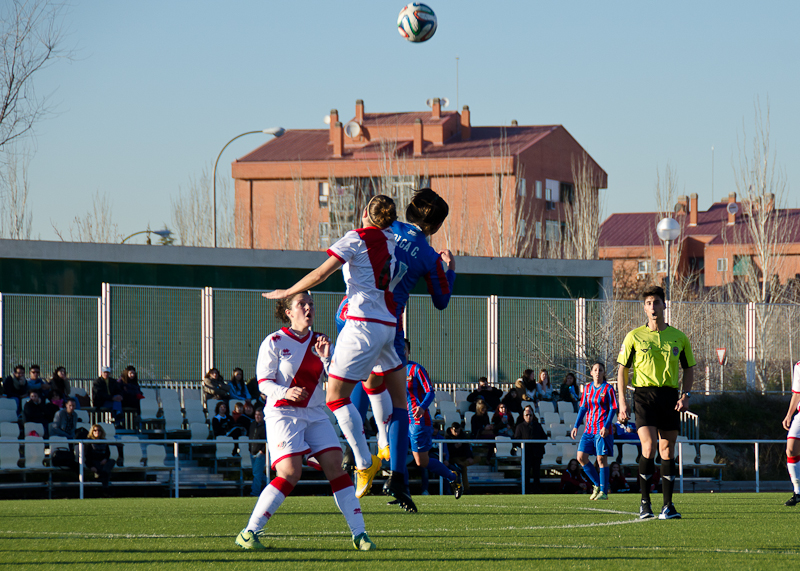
[599,192,800,293]
[230,99,607,257]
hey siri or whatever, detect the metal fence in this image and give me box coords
[0,284,797,392]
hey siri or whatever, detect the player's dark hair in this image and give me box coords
[274,291,312,323]
[641,285,666,303]
[406,188,449,236]
[366,195,397,229]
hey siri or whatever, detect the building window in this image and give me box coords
[517,178,526,197]
[560,182,574,205]
[517,219,526,238]
[545,220,560,242]
[656,259,667,273]
[732,255,751,276]
[318,182,329,207]
[638,260,651,274]
[318,222,330,249]
[535,180,542,199]
[717,258,728,272]
[535,221,541,239]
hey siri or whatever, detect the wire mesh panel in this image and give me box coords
[110,285,201,380]
[2,294,98,378]
[212,289,344,379]
[406,295,487,386]
[498,298,575,384]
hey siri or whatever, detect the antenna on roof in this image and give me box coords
[323,115,331,125]
[425,98,434,108]
[441,97,450,108]
[344,121,361,139]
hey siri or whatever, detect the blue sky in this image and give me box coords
[20,0,800,243]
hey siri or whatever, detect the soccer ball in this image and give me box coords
[397,3,437,43]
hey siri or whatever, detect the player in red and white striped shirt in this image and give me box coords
[264,195,410,507]
[236,292,375,552]
[782,360,800,506]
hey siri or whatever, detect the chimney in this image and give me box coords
[675,195,688,216]
[511,120,518,126]
[431,97,441,120]
[413,118,423,156]
[355,99,364,123]
[689,193,698,226]
[332,121,343,158]
[728,192,737,225]
[460,105,471,141]
[329,109,339,143]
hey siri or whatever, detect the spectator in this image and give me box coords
[513,405,548,493]
[3,364,28,413]
[614,419,638,440]
[470,400,494,439]
[491,403,515,437]
[23,389,57,438]
[93,366,123,423]
[501,385,524,414]
[515,378,533,402]
[26,364,50,398]
[521,369,537,401]
[446,422,474,493]
[560,458,590,494]
[119,365,144,414]
[609,461,630,493]
[50,366,72,408]
[211,401,241,455]
[249,408,267,496]
[466,377,503,411]
[85,423,116,493]
[246,376,264,406]
[235,401,255,434]
[202,367,229,404]
[559,372,581,413]
[228,368,250,402]
[535,369,557,403]
[50,397,78,440]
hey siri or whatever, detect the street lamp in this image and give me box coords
[212,127,285,248]
[656,217,681,301]
[121,227,173,245]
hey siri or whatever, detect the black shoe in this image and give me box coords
[387,499,399,505]
[382,471,418,513]
[658,502,681,520]
[450,471,463,500]
[639,499,654,519]
[785,493,800,506]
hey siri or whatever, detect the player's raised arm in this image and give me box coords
[263,256,343,300]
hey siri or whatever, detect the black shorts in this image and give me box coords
[633,387,680,432]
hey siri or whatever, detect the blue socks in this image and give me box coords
[388,407,409,483]
[350,382,369,423]
[599,466,610,493]
[426,458,456,481]
[582,462,600,488]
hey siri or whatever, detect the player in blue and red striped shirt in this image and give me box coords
[405,339,462,499]
[570,362,618,500]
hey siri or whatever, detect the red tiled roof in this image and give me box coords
[599,201,800,247]
[236,126,560,163]
[361,111,457,126]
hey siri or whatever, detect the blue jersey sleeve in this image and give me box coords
[423,255,455,310]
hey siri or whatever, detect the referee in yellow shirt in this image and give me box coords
[617,285,695,520]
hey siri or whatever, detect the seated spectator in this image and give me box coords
[470,400,495,439]
[560,458,590,494]
[559,372,581,413]
[535,369,557,403]
[614,420,638,440]
[501,385,524,415]
[446,422,474,493]
[23,389,58,438]
[50,366,72,408]
[514,405,548,493]
[466,377,503,412]
[3,364,28,414]
[93,366,123,423]
[49,397,78,441]
[234,401,255,434]
[85,423,116,493]
[212,401,242,455]
[228,368,250,402]
[520,369,537,401]
[515,378,533,402]
[609,461,630,493]
[491,403,515,437]
[202,368,229,404]
[26,364,50,399]
[249,407,267,496]
[119,365,144,414]
[246,376,264,405]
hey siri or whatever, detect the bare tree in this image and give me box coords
[171,167,234,247]
[0,0,70,149]
[563,153,603,260]
[63,190,121,243]
[0,144,32,239]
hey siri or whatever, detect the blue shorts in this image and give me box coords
[578,431,614,457]
[394,323,408,366]
[409,422,433,453]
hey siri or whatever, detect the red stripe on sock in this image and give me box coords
[788,456,800,464]
[271,477,295,497]
[330,473,354,493]
[363,382,386,395]
[326,397,351,412]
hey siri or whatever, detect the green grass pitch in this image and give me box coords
[0,493,796,570]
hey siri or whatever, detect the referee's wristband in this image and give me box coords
[680,391,691,399]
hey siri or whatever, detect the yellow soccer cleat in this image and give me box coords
[235,529,268,550]
[355,454,382,498]
[353,532,377,551]
[377,445,391,461]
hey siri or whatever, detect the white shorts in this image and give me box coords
[265,407,342,469]
[789,412,800,440]
[328,319,403,383]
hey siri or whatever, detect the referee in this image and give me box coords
[617,285,695,520]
